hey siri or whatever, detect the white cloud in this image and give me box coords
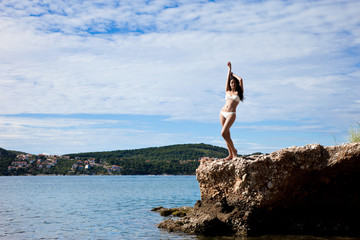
[0,0,359,153]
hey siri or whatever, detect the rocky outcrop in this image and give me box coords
[151,206,193,217]
[158,143,360,237]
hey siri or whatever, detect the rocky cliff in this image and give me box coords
[158,143,360,237]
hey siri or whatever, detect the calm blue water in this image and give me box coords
[1,176,357,240]
[0,175,200,240]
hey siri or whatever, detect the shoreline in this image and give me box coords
[0,174,197,177]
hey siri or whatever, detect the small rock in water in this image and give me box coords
[152,206,193,217]
[151,206,165,212]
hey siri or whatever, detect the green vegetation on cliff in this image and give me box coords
[348,122,360,143]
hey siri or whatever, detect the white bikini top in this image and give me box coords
[225,93,240,102]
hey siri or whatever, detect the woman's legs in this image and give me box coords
[220,113,237,160]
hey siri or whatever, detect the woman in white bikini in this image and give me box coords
[220,61,244,160]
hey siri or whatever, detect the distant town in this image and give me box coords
[8,153,121,175]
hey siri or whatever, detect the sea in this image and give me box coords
[0,175,357,240]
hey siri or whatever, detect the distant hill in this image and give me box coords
[67,143,229,175]
[1,144,229,175]
[67,143,228,160]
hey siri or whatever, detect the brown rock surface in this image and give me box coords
[157,143,360,236]
[151,206,193,217]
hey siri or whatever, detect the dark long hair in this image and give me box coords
[229,76,244,101]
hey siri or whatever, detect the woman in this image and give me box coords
[220,61,244,160]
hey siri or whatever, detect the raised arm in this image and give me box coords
[226,61,232,91]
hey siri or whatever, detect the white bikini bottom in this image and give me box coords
[220,111,236,119]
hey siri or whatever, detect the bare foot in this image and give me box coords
[224,155,232,160]
[232,149,238,158]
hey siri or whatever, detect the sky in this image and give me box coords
[0,0,359,155]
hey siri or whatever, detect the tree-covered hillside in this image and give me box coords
[68,143,228,175]
[68,143,228,160]
[0,147,17,175]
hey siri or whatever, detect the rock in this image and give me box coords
[152,206,193,217]
[157,143,360,237]
[151,206,165,212]
[170,207,193,217]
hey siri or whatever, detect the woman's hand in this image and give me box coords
[227,61,232,69]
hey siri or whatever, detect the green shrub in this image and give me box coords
[348,122,360,143]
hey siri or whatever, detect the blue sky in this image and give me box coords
[0,0,359,155]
